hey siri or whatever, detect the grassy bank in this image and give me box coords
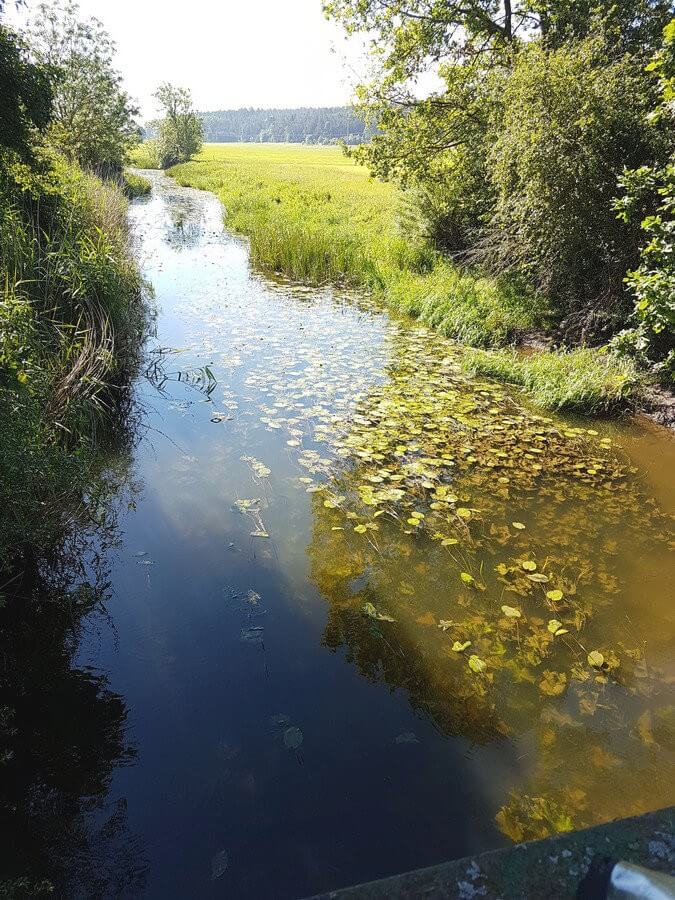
[462,347,644,413]
[0,155,148,573]
[122,170,152,198]
[139,142,645,414]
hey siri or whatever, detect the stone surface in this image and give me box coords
[306,806,674,900]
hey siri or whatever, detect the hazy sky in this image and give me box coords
[8,0,367,119]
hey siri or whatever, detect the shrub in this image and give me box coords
[122,171,152,198]
[613,20,675,382]
[484,36,665,341]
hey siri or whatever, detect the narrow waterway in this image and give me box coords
[8,171,675,899]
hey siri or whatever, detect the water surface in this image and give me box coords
[6,171,674,898]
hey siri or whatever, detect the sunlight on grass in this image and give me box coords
[461,347,645,412]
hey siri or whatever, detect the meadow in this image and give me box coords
[132,143,644,413]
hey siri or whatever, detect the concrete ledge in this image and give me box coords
[307,806,674,900]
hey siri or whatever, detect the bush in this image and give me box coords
[613,20,675,382]
[484,36,665,341]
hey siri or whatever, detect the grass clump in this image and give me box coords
[168,144,542,347]
[0,155,148,572]
[122,170,152,198]
[461,346,644,412]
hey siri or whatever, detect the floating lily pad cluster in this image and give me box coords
[238,322,673,843]
[182,284,673,845]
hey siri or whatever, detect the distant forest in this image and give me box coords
[148,107,370,145]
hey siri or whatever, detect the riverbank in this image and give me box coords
[0,157,149,574]
[130,142,650,417]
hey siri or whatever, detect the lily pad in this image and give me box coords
[283,726,304,750]
[501,605,522,618]
[468,655,487,674]
[588,650,605,669]
[452,640,472,652]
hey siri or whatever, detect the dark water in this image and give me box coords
[3,171,673,899]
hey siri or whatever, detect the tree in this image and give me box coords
[26,0,139,174]
[324,0,672,183]
[483,36,663,338]
[153,82,202,168]
[326,0,673,341]
[0,24,52,165]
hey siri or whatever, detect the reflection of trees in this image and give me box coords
[312,516,508,745]
[305,332,675,840]
[0,449,146,895]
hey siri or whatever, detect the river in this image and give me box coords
[4,170,674,899]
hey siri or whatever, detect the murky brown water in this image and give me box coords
[4,170,673,899]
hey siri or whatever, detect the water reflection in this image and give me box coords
[0,454,146,895]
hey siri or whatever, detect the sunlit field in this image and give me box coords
[168,143,412,285]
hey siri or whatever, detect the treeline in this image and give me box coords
[189,107,368,145]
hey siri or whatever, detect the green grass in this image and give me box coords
[461,346,645,413]
[0,156,147,572]
[167,143,541,347]
[122,170,152,198]
[128,140,159,169]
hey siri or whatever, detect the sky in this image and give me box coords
[8,0,368,120]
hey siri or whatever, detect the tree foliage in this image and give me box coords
[26,0,139,174]
[0,24,51,165]
[325,0,674,343]
[195,106,369,144]
[614,19,675,379]
[484,37,662,339]
[153,82,203,169]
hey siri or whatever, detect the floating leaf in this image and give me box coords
[468,655,487,673]
[354,524,367,534]
[512,522,526,529]
[363,602,396,623]
[588,650,605,669]
[527,573,550,583]
[539,670,567,696]
[269,713,290,727]
[546,589,564,602]
[522,561,537,572]
[283,726,303,750]
[547,619,568,635]
[452,640,472,652]
[395,731,419,744]
[459,572,474,584]
[456,507,472,519]
[501,605,522,618]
